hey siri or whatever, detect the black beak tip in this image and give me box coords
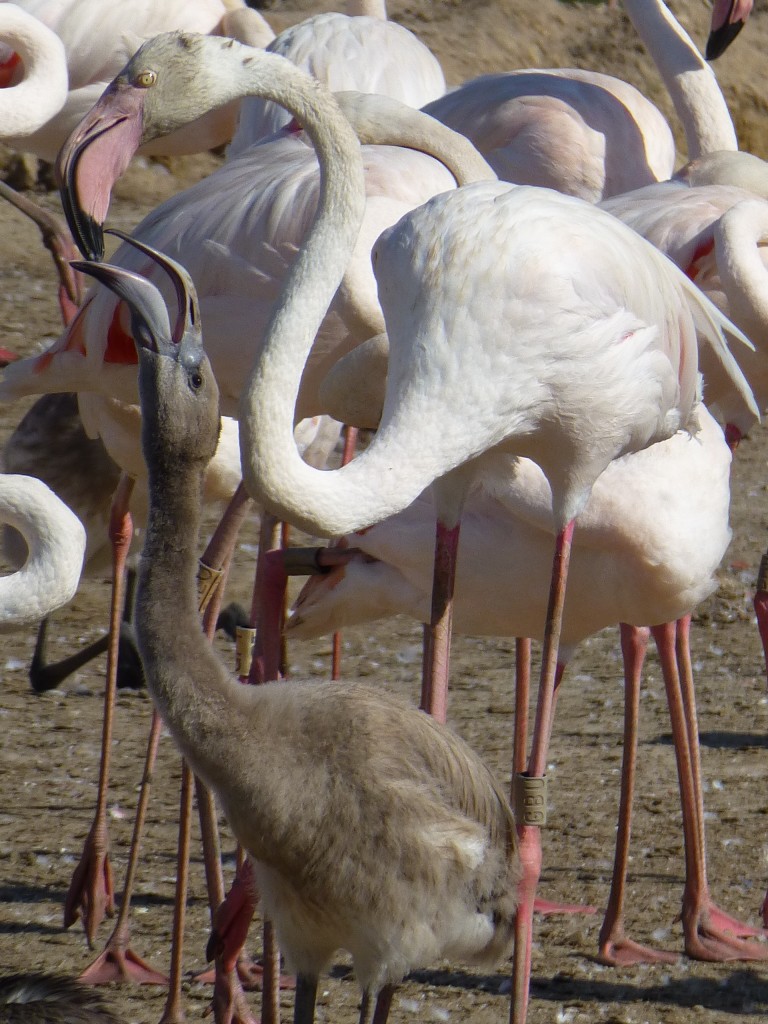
[74,213,106,263]
[705,21,744,61]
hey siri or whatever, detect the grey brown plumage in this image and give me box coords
[0,974,119,1024]
[75,235,519,1020]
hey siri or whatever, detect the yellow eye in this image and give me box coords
[134,69,157,88]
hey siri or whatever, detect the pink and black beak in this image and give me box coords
[706,0,753,60]
[70,229,202,364]
[56,81,147,262]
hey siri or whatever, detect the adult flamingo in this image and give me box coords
[422,0,738,203]
[0,0,274,162]
[78,243,520,1024]
[53,32,759,1022]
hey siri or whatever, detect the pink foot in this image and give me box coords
[535,896,597,916]
[79,936,169,986]
[597,931,678,967]
[682,901,768,961]
[64,827,115,946]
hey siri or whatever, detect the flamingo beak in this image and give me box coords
[706,0,752,60]
[56,82,147,262]
[70,260,173,355]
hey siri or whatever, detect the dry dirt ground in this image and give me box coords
[2,1,768,1022]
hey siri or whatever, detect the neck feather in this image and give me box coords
[623,0,737,158]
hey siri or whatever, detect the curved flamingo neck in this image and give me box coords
[0,6,68,138]
[623,0,737,159]
[0,475,85,627]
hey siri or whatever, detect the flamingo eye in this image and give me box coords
[134,69,157,88]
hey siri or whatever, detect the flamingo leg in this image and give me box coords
[78,707,168,985]
[293,974,318,1024]
[598,624,678,965]
[64,472,134,945]
[157,761,195,1024]
[421,519,461,724]
[651,619,768,961]
[510,519,575,1024]
[512,637,594,918]
[369,984,396,1024]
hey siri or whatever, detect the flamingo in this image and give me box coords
[421,0,738,204]
[227,0,445,159]
[53,32,760,1023]
[707,0,754,60]
[76,241,520,1024]
[0,0,274,162]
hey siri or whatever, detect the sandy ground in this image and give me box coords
[2,2,768,1022]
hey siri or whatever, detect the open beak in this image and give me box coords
[56,82,146,261]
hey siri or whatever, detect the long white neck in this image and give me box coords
[0,5,68,138]
[623,0,737,158]
[0,475,85,629]
[235,57,493,536]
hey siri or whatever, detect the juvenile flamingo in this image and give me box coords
[76,241,521,1024]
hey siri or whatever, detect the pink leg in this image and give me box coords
[652,620,767,961]
[513,641,594,918]
[598,625,678,966]
[421,519,461,724]
[79,708,168,985]
[65,473,134,946]
[510,520,575,1024]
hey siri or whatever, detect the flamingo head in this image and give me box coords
[56,31,237,261]
[72,231,221,471]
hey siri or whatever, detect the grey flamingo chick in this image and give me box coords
[75,243,520,1024]
[0,973,118,1023]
